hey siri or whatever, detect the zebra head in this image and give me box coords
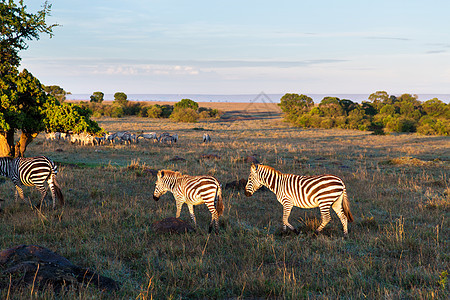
[153,170,177,201]
[245,164,263,197]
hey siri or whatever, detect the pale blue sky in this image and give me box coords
[20,0,450,95]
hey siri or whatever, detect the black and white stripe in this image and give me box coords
[153,170,224,233]
[245,164,354,236]
[0,156,64,208]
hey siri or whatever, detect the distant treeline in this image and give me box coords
[80,92,222,122]
[278,91,449,135]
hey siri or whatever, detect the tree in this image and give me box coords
[319,97,345,117]
[90,91,104,103]
[0,1,103,157]
[114,92,128,106]
[44,85,68,102]
[170,107,199,123]
[278,93,314,122]
[43,98,104,134]
[422,98,448,118]
[368,91,389,109]
[174,99,199,111]
[0,69,48,156]
[0,0,58,76]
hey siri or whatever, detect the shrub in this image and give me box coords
[417,116,450,135]
[320,118,334,129]
[170,107,199,123]
[174,99,199,111]
[147,105,163,118]
[110,105,124,118]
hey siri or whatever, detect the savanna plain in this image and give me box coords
[0,102,448,299]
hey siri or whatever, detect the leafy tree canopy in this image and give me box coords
[114,92,128,106]
[278,93,313,113]
[44,84,68,102]
[90,91,104,103]
[174,99,199,111]
[0,0,58,75]
[0,1,104,156]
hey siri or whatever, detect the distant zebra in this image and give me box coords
[0,156,64,208]
[153,170,224,234]
[245,164,354,236]
[202,133,211,143]
[137,132,159,143]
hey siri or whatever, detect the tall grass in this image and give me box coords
[0,115,448,299]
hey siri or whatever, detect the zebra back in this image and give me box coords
[15,156,57,186]
[248,164,347,207]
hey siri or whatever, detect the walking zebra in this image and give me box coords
[245,164,354,236]
[202,133,211,143]
[0,156,64,208]
[153,170,224,234]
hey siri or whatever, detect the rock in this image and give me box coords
[246,155,259,164]
[144,168,158,176]
[152,217,195,234]
[168,156,185,162]
[0,245,120,292]
[225,178,248,190]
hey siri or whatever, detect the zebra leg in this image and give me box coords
[14,185,25,202]
[175,200,183,219]
[48,179,57,209]
[187,204,197,227]
[36,185,48,208]
[332,195,349,236]
[208,211,219,234]
[316,204,332,234]
[282,202,296,233]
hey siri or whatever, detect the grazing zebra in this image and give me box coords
[160,135,175,145]
[153,170,224,234]
[0,156,64,208]
[202,133,211,143]
[137,132,159,143]
[245,164,354,236]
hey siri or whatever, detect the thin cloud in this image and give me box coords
[366,36,411,41]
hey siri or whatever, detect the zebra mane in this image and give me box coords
[159,169,182,178]
[258,164,282,175]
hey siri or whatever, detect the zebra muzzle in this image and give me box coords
[153,195,160,201]
[244,190,252,197]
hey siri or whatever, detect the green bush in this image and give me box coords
[417,116,450,135]
[174,99,199,111]
[170,107,199,123]
[147,105,163,118]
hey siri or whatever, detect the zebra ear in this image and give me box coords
[251,163,257,171]
[160,170,164,178]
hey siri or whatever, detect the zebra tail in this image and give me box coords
[342,189,354,223]
[53,175,65,206]
[214,185,224,216]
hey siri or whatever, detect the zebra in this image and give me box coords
[137,132,159,143]
[202,133,211,143]
[245,164,354,236]
[0,156,64,209]
[153,170,224,234]
[160,135,175,145]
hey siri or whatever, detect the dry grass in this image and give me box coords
[0,108,449,299]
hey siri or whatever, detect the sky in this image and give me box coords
[19,0,450,96]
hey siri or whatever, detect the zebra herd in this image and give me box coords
[45,131,181,146]
[0,154,354,236]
